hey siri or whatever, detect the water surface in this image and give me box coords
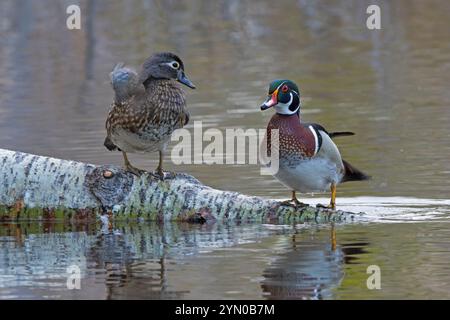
[1,197,450,299]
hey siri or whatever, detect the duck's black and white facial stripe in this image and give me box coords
[275,92,300,115]
[274,84,301,115]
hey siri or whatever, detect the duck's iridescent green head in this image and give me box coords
[260,79,301,115]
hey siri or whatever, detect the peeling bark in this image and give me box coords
[0,148,361,223]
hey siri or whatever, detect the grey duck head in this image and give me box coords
[139,52,196,89]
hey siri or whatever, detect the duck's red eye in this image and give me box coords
[281,85,289,93]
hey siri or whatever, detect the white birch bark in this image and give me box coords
[0,148,358,222]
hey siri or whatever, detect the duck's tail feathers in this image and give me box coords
[329,131,355,138]
[104,136,121,152]
[341,159,371,182]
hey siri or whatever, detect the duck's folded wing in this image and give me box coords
[110,63,145,103]
[304,122,355,139]
[304,122,369,181]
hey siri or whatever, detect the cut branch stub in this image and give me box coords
[85,165,134,209]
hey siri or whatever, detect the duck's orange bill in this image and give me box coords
[260,88,279,110]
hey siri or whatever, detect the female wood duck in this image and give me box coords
[260,79,369,209]
[104,52,195,179]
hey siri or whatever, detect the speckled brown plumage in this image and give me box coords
[104,52,195,178]
[105,79,189,151]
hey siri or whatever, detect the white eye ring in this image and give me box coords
[170,61,180,69]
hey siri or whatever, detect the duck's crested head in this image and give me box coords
[260,79,300,116]
[140,52,196,89]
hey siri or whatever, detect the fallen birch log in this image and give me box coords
[0,148,360,223]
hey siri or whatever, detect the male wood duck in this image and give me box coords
[104,52,195,179]
[260,79,369,209]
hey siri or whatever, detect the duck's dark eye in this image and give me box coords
[281,85,289,93]
[171,61,180,69]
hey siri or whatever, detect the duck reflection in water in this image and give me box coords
[261,224,344,300]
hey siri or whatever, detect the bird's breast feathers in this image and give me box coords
[266,114,318,162]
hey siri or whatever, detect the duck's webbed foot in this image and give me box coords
[316,203,336,210]
[279,191,309,208]
[316,183,337,210]
[153,167,177,181]
[122,152,146,176]
[155,166,165,181]
[153,151,176,181]
[125,163,146,177]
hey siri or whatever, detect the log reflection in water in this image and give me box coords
[0,221,279,299]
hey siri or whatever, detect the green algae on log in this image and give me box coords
[0,148,361,223]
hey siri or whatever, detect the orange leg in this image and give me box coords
[330,183,336,210]
[317,183,337,210]
[330,223,337,251]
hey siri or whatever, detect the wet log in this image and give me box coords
[0,148,360,223]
